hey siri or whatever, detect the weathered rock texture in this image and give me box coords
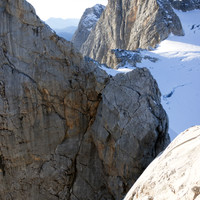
[124,126,200,200]
[81,0,184,67]
[71,4,105,50]
[0,0,169,199]
[170,0,200,11]
[78,68,170,200]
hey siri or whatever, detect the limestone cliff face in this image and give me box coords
[71,4,105,50]
[124,126,200,200]
[170,0,200,11]
[81,0,184,67]
[0,0,108,198]
[0,0,169,199]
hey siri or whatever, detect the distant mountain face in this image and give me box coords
[71,4,105,50]
[55,31,74,41]
[170,0,200,11]
[45,18,80,41]
[55,26,77,41]
[45,18,79,30]
[80,0,184,67]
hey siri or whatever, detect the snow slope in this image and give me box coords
[99,9,200,140]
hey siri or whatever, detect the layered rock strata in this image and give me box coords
[124,126,200,200]
[81,0,184,67]
[0,0,169,199]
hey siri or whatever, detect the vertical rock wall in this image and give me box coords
[80,0,184,67]
[0,0,108,199]
[0,0,169,199]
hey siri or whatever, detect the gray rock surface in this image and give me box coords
[170,0,200,11]
[0,0,169,199]
[77,68,169,200]
[124,126,200,200]
[81,0,184,67]
[0,0,108,199]
[71,4,105,50]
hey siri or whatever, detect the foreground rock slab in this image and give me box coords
[124,126,200,200]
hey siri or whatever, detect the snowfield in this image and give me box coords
[99,9,200,140]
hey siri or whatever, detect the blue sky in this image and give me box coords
[26,0,108,20]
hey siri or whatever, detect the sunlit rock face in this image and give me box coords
[80,0,184,67]
[0,0,169,199]
[124,126,200,200]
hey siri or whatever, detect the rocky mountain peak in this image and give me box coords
[80,0,184,67]
[71,4,105,50]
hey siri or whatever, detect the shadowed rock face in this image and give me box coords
[0,0,169,199]
[124,126,200,200]
[79,68,169,200]
[80,0,184,67]
[71,4,105,50]
[170,0,200,11]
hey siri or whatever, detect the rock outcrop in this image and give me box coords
[80,0,184,67]
[71,4,105,50]
[124,126,200,200]
[170,0,200,11]
[0,0,169,199]
[78,68,169,200]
